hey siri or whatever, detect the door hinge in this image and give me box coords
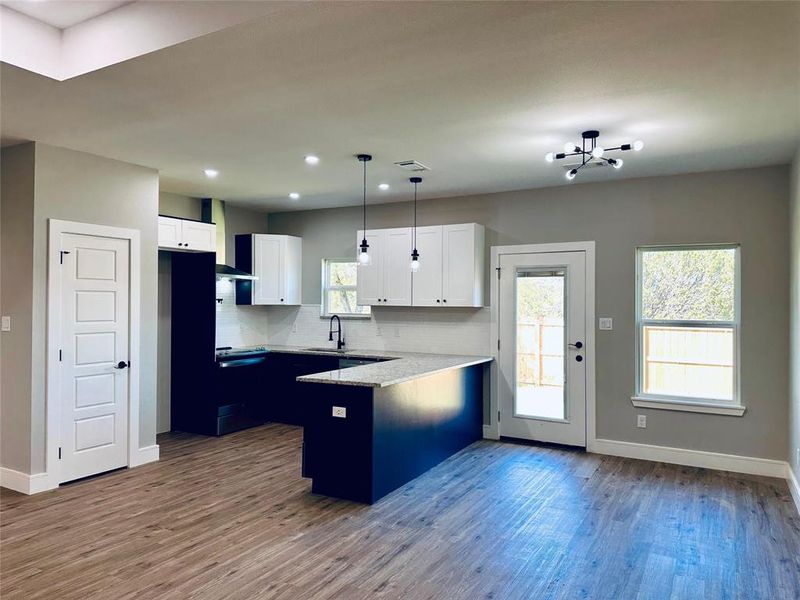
[497,339,500,350]
[59,250,70,264]
[59,349,62,362]
[496,267,501,279]
[58,447,62,460]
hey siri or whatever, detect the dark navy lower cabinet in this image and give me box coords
[302,365,483,504]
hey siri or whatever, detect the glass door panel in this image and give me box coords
[515,270,566,420]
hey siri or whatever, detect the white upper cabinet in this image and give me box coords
[411,226,444,306]
[356,228,412,306]
[157,216,216,253]
[441,223,484,307]
[358,223,484,308]
[238,234,302,305]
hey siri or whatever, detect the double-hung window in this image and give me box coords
[321,259,371,318]
[634,245,742,413]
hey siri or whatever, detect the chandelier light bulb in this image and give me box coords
[564,142,577,153]
[410,257,421,272]
[613,159,624,169]
[633,140,645,151]
[545,152,555,163]
[565,169,578,181]
[591,146,604,159]
[358,249,371,265]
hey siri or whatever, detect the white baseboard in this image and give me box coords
[130,444,160,467]
[0,468,56,495]
[787,464,800,516]
[482,424,499,440]
[591,438,788,479]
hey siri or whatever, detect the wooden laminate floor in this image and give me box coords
[2,424,799,600]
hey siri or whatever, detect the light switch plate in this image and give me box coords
[332,406,346,418]
[1,316,10,332]
[599,317,613,330]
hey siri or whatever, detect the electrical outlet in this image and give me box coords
[637,414,647,428]
[332,406,346,419]
[599,318,613,330]
[1,316,10,332]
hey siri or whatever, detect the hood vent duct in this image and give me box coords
[202,198,257,281]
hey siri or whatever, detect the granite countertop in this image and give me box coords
[217,344,492,388]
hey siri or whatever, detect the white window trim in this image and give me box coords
[633,244,744,416]
[320,258,371,319]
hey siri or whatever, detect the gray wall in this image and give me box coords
[155,196,268,432]
[790,149,800,479]
[0,144,36,473]
[3,143,161,474]
[269,166,791,461]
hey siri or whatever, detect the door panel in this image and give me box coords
[442,224,476,306]
[181,221,216,253]
[383,228,412,306]
[412,226,443,306]
[356,230,383,305]
[253,235,284,304]
[157,216,182,250]
[498,251,586,446]
[59,233,129,483]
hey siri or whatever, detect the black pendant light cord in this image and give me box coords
[413,180,417,250]
[362,158,367,233]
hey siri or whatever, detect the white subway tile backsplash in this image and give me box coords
[214,288,492,356]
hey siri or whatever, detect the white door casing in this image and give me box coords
[59,233,130,482]
[46,219,147,490]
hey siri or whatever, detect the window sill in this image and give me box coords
[319,314,372,320]
[630,396,746,416]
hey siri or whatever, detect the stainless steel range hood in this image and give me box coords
[203,199,257,281]
[215,264,256,281]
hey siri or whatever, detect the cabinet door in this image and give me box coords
[356,230,383,306]
[411,226,443,306]
[442,224,483,307]
[158,216,183,250]
[252,235,285,304]
[181,221,216,253]
[283,236,302,305]
[383,228,412,306]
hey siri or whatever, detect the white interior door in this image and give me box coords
[498,251,587,446]
[412,226,443,306]
[59,233,130,482]
[253,235,284,304]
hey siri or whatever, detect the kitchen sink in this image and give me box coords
[302,347,347,354]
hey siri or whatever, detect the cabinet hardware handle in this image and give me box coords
[443,299,447,303]
[436,299,440,303]
[178,242,182,246]
[281,298,284,302]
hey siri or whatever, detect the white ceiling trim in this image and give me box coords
[0,1,299,81]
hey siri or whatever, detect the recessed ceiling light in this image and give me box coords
[304,155,319,165]
[289,192,300,200]
[378,183,390,191]
[204,168,218,179]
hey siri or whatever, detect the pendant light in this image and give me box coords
[409,176,422,272]
[356,154,373,266]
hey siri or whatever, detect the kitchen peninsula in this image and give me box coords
[295,347,491,504]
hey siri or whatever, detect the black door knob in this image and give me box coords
[114,361,129,369]
[575,355,583,362]
[569,341,583,349]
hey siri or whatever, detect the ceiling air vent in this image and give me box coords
[394,160,430,172]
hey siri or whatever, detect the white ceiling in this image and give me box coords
[1,0,130,29]
[1,1,799,212]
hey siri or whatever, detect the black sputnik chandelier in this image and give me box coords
[545,130,644,181]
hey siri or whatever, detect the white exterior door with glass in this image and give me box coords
[497,250,587,446]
